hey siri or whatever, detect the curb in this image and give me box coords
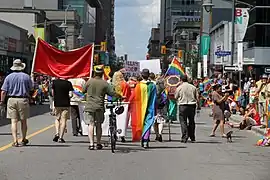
[230,115,266,136]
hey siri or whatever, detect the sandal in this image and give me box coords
[209,134,215,137]
[96,144,103,150]
[12,142,19,147]
[21,139,29,146]
[88,145,95,150]
[222,134,227,138]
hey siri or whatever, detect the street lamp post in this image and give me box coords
[59,4,71,51]
[180,30,189,66]
[201,0,214,78]
[231,0,236,66]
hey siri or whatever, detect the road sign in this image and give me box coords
[224,66,238,71]
[215,51,231,57]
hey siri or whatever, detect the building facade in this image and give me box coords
[0,19,34,74]
[209,21,232,73]
[147,25,161,59]
[242,0,270,71]
[160,0,201,44]
[59,0,96,44]
[92,0,115,53]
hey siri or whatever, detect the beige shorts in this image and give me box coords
[55,107,70,122]
[7,98,29,120]
[84,110,104,125]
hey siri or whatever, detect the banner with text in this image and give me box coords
[235,8,249,42]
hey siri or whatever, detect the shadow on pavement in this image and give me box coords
[195,122,207,125]
[163,139,182,142]
[0,104,50,127]
[26,144,71,148]
[232,135,247,139]
[194,141,223,144]
[0,133,12,136]
[162,132,181,135]
[115,147,147,154]
[148,146,187,149]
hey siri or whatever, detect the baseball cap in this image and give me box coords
[262,74,268,79]
[141,69,150,76]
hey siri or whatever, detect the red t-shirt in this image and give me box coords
[250,108,261,126]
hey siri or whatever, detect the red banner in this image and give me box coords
[33,38,94,78]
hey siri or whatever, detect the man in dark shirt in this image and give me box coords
[52,78,73,143]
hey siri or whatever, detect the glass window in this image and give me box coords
[255,25,270,47]
[257,8,270,23]
[191,0,195,4]
[257,0,270,6]
[186,0,190,5]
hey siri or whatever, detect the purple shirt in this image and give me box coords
[1,72,33,97]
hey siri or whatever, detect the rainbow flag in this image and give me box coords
[131,81,156,141]
[267,100,270,128]
[203,79,212,92]
[32,89,38,98]
[166,57,185,77]
[161,89,168,105]
[73,85,85,98]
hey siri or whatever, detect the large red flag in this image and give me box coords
[33,38,94,78]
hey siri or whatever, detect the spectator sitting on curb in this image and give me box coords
[228,97,237,114]
[228,103,261,130]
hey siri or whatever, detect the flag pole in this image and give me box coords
[31,38,39,81]
[90,43,95,78]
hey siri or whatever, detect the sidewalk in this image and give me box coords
[230,114,267,136]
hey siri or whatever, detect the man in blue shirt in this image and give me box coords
[1,59,32,147]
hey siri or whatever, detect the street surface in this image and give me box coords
[0,105,269,180]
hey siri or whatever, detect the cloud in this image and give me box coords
[136,0,160,27]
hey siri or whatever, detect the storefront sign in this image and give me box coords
[235,8,249,42]
[8,38,17,52]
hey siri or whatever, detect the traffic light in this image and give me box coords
[161,45,166,55]
[178,50,183,58]
[100,41,107,51]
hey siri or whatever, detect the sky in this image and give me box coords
[115,0,160,60]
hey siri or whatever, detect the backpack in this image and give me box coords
[165,75,181,98]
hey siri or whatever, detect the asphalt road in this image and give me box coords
[0,106,269,180]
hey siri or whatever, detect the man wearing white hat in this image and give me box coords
[1,59,32,147]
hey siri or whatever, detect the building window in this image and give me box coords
[186,0,190,5]
[257,0,270,6]
[255,25,270,47]
[182,0,185,5]
[191,0,195,4]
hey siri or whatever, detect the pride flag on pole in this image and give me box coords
[166,57,185,77]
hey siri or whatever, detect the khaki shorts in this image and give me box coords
[7,98,29,120]
[84,110,104,125]
[55,107,70,121]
